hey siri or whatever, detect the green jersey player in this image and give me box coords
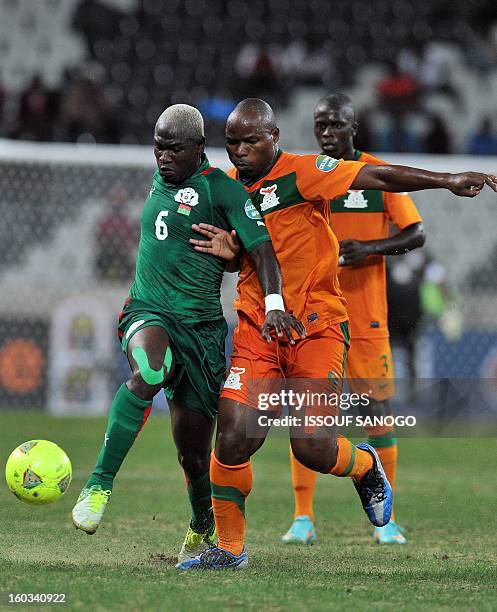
[71,104,305,563]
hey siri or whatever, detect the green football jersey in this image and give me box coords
[130,155,270,322]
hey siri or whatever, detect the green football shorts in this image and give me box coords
[118,298,228,419]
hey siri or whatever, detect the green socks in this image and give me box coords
[86,382,212,532]
[188,471,214,534]
[87,383,151,491]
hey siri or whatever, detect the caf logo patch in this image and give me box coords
[316,154,339,173]
[244,199,262,220]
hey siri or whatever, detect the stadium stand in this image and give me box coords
[0,0,496,148]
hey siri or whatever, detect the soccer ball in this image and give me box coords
[5,440,72,505]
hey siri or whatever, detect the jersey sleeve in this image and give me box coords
[384,191,423,229]
[295,154,366,202]
[218,175,271,253]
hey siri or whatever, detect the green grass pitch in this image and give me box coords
[1,410,496,611]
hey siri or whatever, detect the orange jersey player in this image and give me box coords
[179,98,496,570]
[228,149,361,339]
[333,151,422,398]
[284,93,425,547]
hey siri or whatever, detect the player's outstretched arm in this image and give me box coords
[352,165,497,197]
[249,242,306,343]
[339,222,426,266]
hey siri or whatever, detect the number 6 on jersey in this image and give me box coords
[155,210,169,240]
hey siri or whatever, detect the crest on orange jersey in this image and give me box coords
[260,184,279,211]
[223,366,246,390]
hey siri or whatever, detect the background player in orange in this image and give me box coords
[283,93,426,546]
[179,98,497,570]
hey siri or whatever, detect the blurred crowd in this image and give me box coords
[0,68,120,144]
[0,0,496,152]
[233,34,497,154]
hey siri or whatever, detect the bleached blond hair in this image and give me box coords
[155,104,204,141]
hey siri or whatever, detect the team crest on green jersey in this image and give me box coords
[175,187,199,216]
[316,154,339,172]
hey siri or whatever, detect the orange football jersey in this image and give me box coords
[330,150,422,339]
[228,151,365,335]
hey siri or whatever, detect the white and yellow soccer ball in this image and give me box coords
[5,440,72,504]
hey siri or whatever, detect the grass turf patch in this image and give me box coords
[1,411,496,611]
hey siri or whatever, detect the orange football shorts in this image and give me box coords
[345,336,395,401]
[221,315,349,416]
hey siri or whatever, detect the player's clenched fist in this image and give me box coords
[339,239,373,266]
[262,310,307,344]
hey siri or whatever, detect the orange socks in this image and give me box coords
[290,436,374,520]
[329,435,373,481]
[373,444,397,489]
[289,430,397,523]
[210,452,252,556]
[289,447,317,522]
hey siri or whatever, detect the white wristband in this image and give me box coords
[265,293,285,314]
